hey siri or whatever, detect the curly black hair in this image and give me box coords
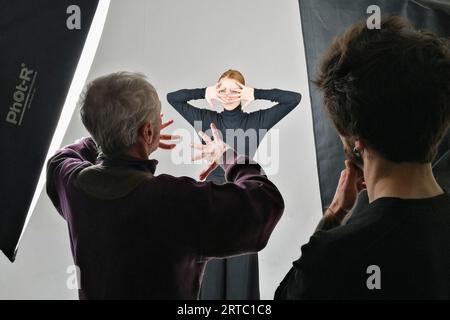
[315,16,450,163]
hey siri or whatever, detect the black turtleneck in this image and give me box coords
[167,88,301,179]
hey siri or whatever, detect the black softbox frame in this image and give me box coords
[0,0,101,261]
[299,0,450,210]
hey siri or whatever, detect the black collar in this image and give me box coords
[97,153,158,174]
[222,105,244,116]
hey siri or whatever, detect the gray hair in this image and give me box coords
[79,72,161,156]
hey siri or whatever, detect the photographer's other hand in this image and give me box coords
[159,114,181,150]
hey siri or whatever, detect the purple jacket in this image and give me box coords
[46,137,284,299]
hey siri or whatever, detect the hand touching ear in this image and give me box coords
[327,160,366,219]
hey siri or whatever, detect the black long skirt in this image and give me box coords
[199,172,260,300]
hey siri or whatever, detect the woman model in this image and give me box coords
[167,69,301,299]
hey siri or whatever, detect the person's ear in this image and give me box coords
[354,138,369,161]
[354,138,365,151]
[139,122,153,145]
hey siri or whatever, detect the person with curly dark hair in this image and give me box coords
[276,16,450,299]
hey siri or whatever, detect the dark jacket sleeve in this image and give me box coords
[274,232,340,300]
[46,137,99,218]
[167,88,216,128]
[274,259,318,300]
[252,89,302,130]
[172,150,285,259]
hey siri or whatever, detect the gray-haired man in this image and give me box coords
[46,72,284,299]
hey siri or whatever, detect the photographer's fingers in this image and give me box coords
[159,142,176,150]
[199,161,218,181]
[197,131,212,144]
[191,149,214,162]
[210,123,221,143]
[161,119,174,130]
[160,134,182,141]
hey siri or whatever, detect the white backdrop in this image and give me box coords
[0,0,322,299]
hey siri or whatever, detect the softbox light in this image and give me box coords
[0,0,110,261]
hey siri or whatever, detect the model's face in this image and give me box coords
[218,78,241,110]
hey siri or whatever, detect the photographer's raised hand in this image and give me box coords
[191,123,231,181]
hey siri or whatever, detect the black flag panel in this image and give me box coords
[0,0,100,261]
[298,0,450,210]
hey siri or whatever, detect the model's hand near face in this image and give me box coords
[216,82,241,106]
[206,83,228,107]
[191,123,231,181]
[235,82,255,109]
